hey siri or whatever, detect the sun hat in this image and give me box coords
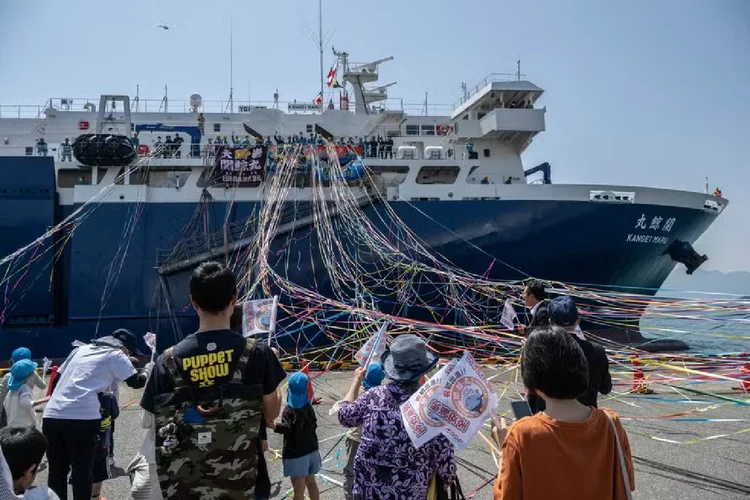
[363,361,385,390]
[287,371,311,409]
[11,347,32,363]
[8,359,38,391]
[548,296,580,327]
[381,334,438,382]
[93,329,144,356]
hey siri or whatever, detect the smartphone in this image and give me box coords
[510,400,533,420]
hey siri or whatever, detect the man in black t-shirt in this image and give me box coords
[140,262,286,500]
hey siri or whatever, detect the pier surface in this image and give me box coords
[35,368,750,499]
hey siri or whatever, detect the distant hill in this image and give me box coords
[659,269,750,298]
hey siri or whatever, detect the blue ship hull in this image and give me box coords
[0,157,717,357]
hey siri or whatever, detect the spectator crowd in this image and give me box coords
[0,273,633,500]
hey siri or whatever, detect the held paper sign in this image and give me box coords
[242,296,279,338]
[144,333,157,353]
[400,359,457,449]
[437,352,498,449]
[354,322,388,366]
[401,352,496,450]
[500,298,518,331]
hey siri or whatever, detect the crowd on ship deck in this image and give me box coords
[0,267,633,500]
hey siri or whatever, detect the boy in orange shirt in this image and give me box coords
[492,326,635,500]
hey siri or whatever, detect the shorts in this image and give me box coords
[92,434,111,483]
[282,450,322,478]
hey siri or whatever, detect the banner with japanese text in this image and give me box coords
[211,145,268,187]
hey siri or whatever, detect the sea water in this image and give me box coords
[641,294,750,354]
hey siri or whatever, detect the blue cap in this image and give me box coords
[8,359,38,391]
[548,296,580,327]
[11,348,31,363]
[363,362,385,390]
[287,372,310,410]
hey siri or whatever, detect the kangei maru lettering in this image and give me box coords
[182,349,234,387]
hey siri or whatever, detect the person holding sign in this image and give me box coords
[337,334,456,500]
[342,362,384,500]
[492,326,634,500]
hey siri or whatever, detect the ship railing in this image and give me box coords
[454,72,526,108]
[0,97,454,118]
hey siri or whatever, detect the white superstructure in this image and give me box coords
[0,54,724,214]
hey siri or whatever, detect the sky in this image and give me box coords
[0,0,748,271]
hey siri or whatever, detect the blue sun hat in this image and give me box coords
[8,359,37,391]
[363,361,385,390]
[287,371,310,409]
[11,347,31,363]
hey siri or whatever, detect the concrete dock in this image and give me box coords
[34,367,750,499]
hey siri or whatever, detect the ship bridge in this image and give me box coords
[451,76,546,153]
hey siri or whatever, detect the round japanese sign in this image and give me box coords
[450,376,489,419]
[417,385,444,428]
[255,302,274,330]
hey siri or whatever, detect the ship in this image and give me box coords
[0,51,726,358]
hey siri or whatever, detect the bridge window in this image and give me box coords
[420,125,435,136]
[306,124,313,133]
[405,125,419,136]
[483,149,491,158]
[416,166,460,185]
[213,123,221,132]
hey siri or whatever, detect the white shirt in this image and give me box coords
[3,384,36,428]
[43,345,136,420]
[22,487,60,500]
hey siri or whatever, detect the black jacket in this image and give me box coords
[528,334,612,413]
[526,300,550,334]
[274,404,319,459]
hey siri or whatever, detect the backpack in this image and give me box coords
[154,338,263,500]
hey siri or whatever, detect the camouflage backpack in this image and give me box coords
[154,338,263,500]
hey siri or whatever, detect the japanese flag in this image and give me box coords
[500,298,518,331]
[314,92,323,107]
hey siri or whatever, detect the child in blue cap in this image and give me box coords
[0,348,47,428]
[341,362,384,500]
[269,371,321,500]
[4,359,46,428]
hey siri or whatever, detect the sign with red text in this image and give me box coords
[401,352,497,450]
[401,359,457,448]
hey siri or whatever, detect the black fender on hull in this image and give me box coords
[72,134,137,167]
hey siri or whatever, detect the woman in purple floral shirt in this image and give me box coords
[338,334,457,500]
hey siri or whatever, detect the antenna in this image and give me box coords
[318,0,324,114]
[159,84,168,113]
[134,84,140,112]
[423,92,428,116]
[517,58,521,81]
[227,16,235,113]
